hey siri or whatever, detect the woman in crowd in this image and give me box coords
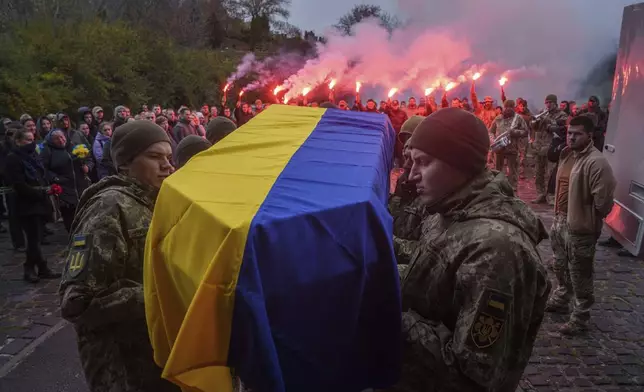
[36,117,53,140]
[4,128,60,283]
[93,122,113,180]
[40,130,89,232]
[193,112,206,137]
[78,122,95,147]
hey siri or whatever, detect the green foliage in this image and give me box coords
[0,18,240,118]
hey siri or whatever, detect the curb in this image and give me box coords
[0,319,67,378]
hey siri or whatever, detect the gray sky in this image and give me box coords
[289,0,397,34]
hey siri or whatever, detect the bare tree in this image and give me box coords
[225,0,290,27]
[334,4,400,36]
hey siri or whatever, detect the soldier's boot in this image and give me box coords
[559,319,589,336]
[38,267,61,280]
[531,194,547,204]
[598,236,622,248]
[23,267,40,284]
[545,300,570,314]
[617,249,635,258]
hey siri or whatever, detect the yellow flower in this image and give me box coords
[72,144,90,159]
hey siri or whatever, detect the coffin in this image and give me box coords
[144,105,401,392]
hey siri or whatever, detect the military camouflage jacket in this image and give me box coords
[489,114,529,155]
[391,171,551,392]
[532,109,569,154]
[59,175,179,392]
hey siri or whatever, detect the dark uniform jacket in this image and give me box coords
[391,171,551,392]
[59,175,179,392]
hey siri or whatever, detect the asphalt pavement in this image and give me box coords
[0,324,87,392]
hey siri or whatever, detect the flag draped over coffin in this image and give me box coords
[144,105,401,392]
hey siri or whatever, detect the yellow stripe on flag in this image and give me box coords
[144,105,326,392]
[488,300,505,311]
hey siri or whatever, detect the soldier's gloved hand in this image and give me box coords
[402,310,442,335]
[393,236,402,255]
[397,264,409,282]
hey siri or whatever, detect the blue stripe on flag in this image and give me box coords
[228,109,400,392]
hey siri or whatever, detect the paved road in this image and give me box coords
[0,221,68,368]
[1,177,644,391]
[0,324,87,392]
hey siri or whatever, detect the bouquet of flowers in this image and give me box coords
[72,144,92,183]
[46,183,63,222]
[47,184,63,196]
[72,144,90,159]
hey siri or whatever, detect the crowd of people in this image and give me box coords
[0,80,617,392]
[0,100,253,282]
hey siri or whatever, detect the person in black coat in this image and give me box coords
[4,128,61,283]
[99,139,117,178]
[40,130,90,232]
[1,121,27,249]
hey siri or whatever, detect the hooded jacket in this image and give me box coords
[78,107,96,136]
[59,175,179,392]
[112,106,129,131]
[3,145,51,217]
[394,170,551,392]
[40,138,89,207]
[92,133,110,166]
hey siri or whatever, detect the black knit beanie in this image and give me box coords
[111,120,171,168]
[409,108,489,176]
[206,117,237,145]
[175,135,212,168]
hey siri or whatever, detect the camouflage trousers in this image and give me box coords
[550,215,598,324]
[495,153,519,190]
[535,154,553,196]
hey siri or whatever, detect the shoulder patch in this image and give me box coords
[65,234,91,279]
[468,289,512,350]
[72,234,87,248]
[66,249,88,279]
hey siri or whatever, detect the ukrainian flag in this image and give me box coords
[144,105,401,392]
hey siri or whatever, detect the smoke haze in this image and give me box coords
[393,0,631,105]
[281,0,632,107]
[227,53,256,85]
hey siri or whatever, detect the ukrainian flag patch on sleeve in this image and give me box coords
[73,234,87,248]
